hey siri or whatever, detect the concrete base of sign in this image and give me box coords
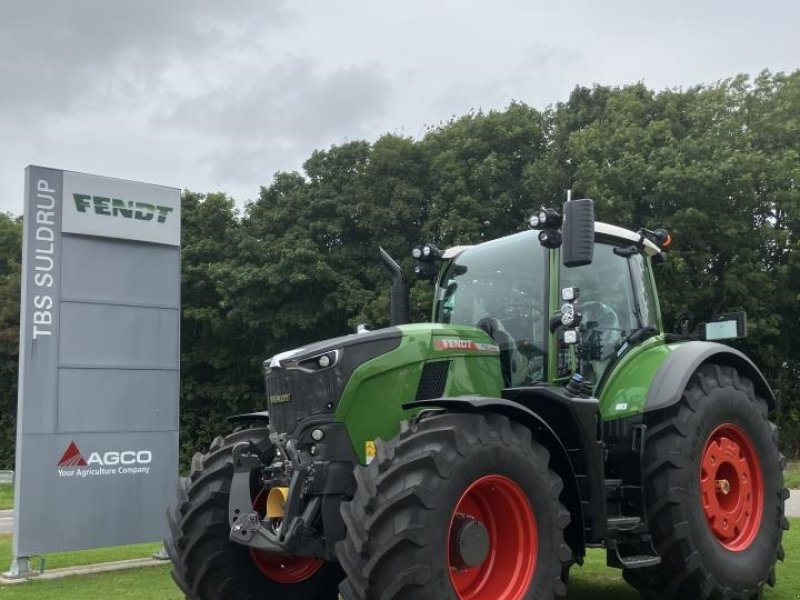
[4,556,34,579]
[152,543,170,560]
[1,557,166,584]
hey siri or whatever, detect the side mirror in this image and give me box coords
[562,198,595,268]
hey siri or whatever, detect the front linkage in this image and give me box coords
[228,424,357,561]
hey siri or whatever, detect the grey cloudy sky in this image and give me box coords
[1,0,798,215]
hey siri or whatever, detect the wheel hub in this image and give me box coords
[449,515,490,569]
[700,423,764,551]
[447,475,537,600]
[249,489,324,584]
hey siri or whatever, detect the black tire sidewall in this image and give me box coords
[413,430,564,599]
[169,429,342,600]
[673,383,782,589]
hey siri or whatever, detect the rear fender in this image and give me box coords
[645,341,775,413]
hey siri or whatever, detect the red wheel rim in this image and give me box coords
[700,423,764,551]
[249,490,324,584]
[447,475,537,600]
[250,550,324,584]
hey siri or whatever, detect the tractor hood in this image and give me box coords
[263,328,403,434]
[264,327,403,372]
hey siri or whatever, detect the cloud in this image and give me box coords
[432,44,587,121]
[157,58,392,186]
[1,0,797,214]
[0,0,290,118]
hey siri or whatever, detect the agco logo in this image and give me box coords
[57,441,153,479]
[73,193,174,224]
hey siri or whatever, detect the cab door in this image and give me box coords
[556,242,661,389]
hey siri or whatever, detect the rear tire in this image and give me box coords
[336,412,571,600]
[165,428,343,600]
[623,365,788,600]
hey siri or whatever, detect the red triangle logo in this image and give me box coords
[57,441,88,467]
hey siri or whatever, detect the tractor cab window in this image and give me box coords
[560,243,657,384]
[437,231,548,387]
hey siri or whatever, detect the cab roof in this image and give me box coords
[595,222,661,256]
[442,222,661,259]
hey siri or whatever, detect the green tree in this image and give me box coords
[3,71,800,465]
[177,192,256,464]
[0,213,22,469]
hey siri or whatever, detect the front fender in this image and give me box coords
[228,410,270,424]
[403,396,588,556]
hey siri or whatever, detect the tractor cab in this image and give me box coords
[434,220,663,398]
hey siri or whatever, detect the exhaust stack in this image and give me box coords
[379,247,410,326]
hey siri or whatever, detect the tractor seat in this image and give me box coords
[477,317,519,387]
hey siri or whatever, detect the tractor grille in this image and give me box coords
[266,368,339,434]
[415,360,451,400]
[263,328,403,435]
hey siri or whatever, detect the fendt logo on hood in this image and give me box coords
[57,441,153,479]
[73,193,174,224]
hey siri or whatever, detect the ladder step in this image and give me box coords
[617,554,662,569]
[606,536,661,570]
[607,517,642,531]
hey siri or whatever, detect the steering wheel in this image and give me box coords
[580,301,624,361]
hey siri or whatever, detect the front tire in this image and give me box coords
[623,365,788,599]
[165,428,343,600]
[337,412,571,600]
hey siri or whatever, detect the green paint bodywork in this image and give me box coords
[596,336,680,420]
[547,247,560,382]
[332,238,684,461]
[335,323,503,463]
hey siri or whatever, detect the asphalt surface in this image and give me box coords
[0,492,797,538]
[787,489,800,519]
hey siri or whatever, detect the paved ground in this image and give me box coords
[0,492,797,538]
[787,489,800,518]
[0,510,12,535]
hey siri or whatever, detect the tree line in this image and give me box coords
[0,70,798,468]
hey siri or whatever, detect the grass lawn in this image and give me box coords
[0,519,797,599]
[567,518,799,599]
[0,486,11,511]
[0,535,162,573]
[0,566,178,599]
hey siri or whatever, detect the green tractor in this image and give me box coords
[166,199,788,600]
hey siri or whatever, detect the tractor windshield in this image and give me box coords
[436,231,548,386]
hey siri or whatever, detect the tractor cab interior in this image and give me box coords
[436,227,661,389]
[437,230,548,387]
